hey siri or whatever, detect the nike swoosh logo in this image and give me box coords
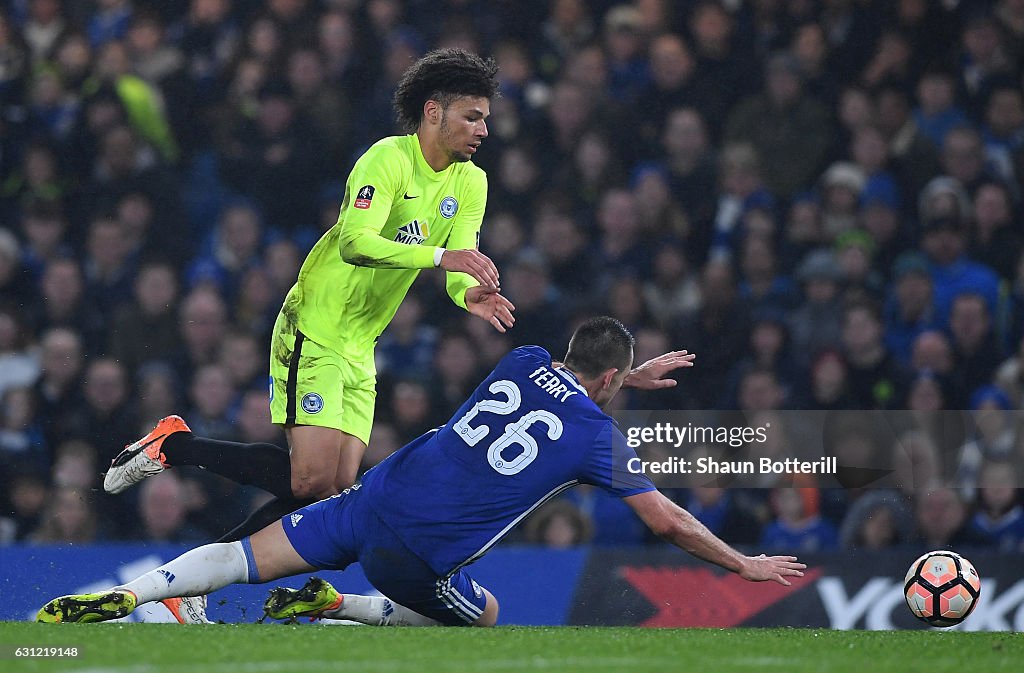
[403,193,418,200]
[112,434,166,466]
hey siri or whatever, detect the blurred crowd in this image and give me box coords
[1,0,1023,553]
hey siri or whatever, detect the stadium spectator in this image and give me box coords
[432,331,485,415]
[969,461,1024,551]
[954,386,1018,493]
[235,389,284,448]
[533,205,601,306]
[502,251,562,355]
[737,236,798,313]
[217,330,264,393]
[673,259,750,408]
[884,252,938,367]
[969,181,1022,283]
[788,250,843,366]
[175,287,228,371]
[84,214,136,321]
[840,300,908,409]
[137,472,209,544]
[18,200,71,281]
[723,311,798,409]
[108,261,180,371]
[63,357,138,461]
[806,350,853,411]
[0,231,34,308]
[708,142,775,260]
[51,440,98,490]
[661,107,717,252]
[980,84,1024,186]
[0,304,39,398]
[949,292,1003,397]
[388,379,437,445]
[523,499,593,549]
[994,335,1024,407]
[633,33,698,151]
[375,292,438,380]
[725,52,833,199]
[135,363,181,430]
[360,421,401,473]
[913,486,988,549]
[0,387,47,463]
[186,200,266,299]
[892,430,941,498]
[31,327,82,448]
[186,363,238,441]
[940,126,996,194]
[680,484,761,546]
[761,488,839,552]
[818,161,866,240]
[839,491,913,550]
[912,69,969,150]
[29,487,99,544]
[641,243,701,329]
[1,463,49,542]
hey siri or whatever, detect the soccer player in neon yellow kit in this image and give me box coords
[101,50,515,623]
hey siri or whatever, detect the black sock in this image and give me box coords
[216,496,315,543]
[162,433,293,499]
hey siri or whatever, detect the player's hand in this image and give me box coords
[440,249,500,291]
[465,286,515,333]
[739,554,806,586]
[624,350,696,389]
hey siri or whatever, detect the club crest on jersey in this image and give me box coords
[301,392,324,414]
[395,219,429,245]
[439,196,458,219]
[354,185,375,209]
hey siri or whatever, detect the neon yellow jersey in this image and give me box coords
[281,133,487,359]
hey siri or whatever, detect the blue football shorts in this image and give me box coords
[280,485,488,625]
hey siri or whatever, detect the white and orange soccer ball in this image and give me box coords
[904,550,981,627]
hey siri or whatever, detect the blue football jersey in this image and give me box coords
[360,345,656,575]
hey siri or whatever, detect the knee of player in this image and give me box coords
[290,474,337,500]
[473,590,499,627]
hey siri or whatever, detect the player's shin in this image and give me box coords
[116,541,256,604]
[326,595,441,626]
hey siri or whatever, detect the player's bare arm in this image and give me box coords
[625,490,806,586]
[623,350,696,389]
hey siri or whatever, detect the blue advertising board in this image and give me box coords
[0,544,586,625]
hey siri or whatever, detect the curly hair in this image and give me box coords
[393,48,499,133]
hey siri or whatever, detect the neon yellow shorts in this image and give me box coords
[268,312,376,445]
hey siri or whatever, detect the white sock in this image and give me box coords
[117,541,253,604]
[325,595,441,626]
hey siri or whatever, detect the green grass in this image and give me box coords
[1,622,1020,673]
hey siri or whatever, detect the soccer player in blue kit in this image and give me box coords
[38,318,805,626]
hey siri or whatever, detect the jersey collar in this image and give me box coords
[411,133,453,182]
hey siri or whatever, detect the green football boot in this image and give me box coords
[37,590,137,623]
[263,577,343,621]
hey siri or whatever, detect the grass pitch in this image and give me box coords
[1,622,1020,673]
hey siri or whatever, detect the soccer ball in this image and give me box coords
[904,550,981,627]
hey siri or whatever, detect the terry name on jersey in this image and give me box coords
[528,366,579,403]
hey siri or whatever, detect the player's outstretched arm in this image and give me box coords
[624,350,696,390]
[464,285,515,333]
[624,490,806,586]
